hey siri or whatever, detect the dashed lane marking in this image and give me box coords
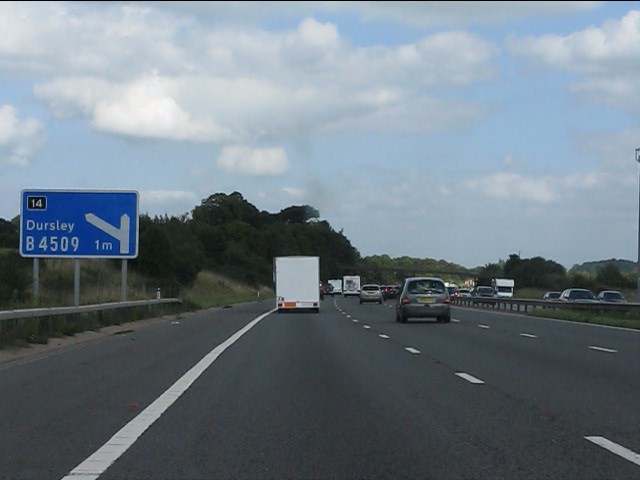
[455,372,485,384]
[589,346,618,353]
[585,436,640,467]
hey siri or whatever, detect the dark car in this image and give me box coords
[395,277,450,323]
[472,285,496,306]
[382,285,399,300]
[474,286,495,297]
[543,291,561,300]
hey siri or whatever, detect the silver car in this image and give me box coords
[359,284,383,304]
[395,277,450,323]
[559,288,598,303]
[457,288,472,297]
[596,290,626,303]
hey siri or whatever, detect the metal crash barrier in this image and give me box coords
[0,298,182,344]
[452,296,639,315]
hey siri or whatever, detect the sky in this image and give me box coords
[1,1,640,270]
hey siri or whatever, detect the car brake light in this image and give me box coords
[444,296,450,304]
[401,296,410,304]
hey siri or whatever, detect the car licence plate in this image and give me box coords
[418,297,435,303]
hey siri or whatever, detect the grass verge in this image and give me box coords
[528,307,640,330]
[1,263,274,349]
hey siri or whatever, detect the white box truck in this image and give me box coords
[342,275,361,296]
[274,256,320,312]
[491,278,515,298]
[327,278,342,296]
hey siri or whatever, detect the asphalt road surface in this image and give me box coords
[1,297,638,479]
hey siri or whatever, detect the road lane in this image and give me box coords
[101,298,638,479]
[337,298,640,471]
[1,296,638,479]
[62,307,275,480]
[0,301,274,480]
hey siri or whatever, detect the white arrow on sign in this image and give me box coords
[85,213,130,254]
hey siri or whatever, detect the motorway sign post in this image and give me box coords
[19,190,140,304]
[20,189,139,258]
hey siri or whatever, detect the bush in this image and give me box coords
[0,251,30,305]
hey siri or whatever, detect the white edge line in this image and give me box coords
[520,333,538,338]
[405,347,420,354]
[589,346,618,353]
[585,436,640,466]
[478,324,490,329]
[60,308,276,480]
[455,372,485,384]
[379,334,389,339]
[451,319,460,323]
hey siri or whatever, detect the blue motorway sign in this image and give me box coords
[20,189,139,258]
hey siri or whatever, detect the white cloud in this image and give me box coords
[0,3,188,76]
[576,127,640,171]
[349,1,600,28]
[295,17,340,48]
[464,169,609,205]
[0,105,44,167]
[465,172,557,203]
[502,153,526,168]
[561,172,600,189]
[34,77,111,118]
[217,145,289,176]
[139,190,197,217]
[282,187,305,199]
[507,11,640,74]
[142,190,197,203]
[506,10,640,109]
[91,74,232,142]
[18,3,498,144]
[36,74,235,142]
[570,76,640,110]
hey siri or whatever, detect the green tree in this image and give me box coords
[505,255,566,289]
[276,205,320,224]
[0,251,30,304]
[191,221,226,267]
[192,192,261,227]
[596,262,625,288]
[569,271,598,291]
[133,221,173,279]
[476,262,503,286]
[0,218,19,248]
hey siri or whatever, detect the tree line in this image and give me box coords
[0,191,635,306]
[0,192,362,304]
[360,253,632,293]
